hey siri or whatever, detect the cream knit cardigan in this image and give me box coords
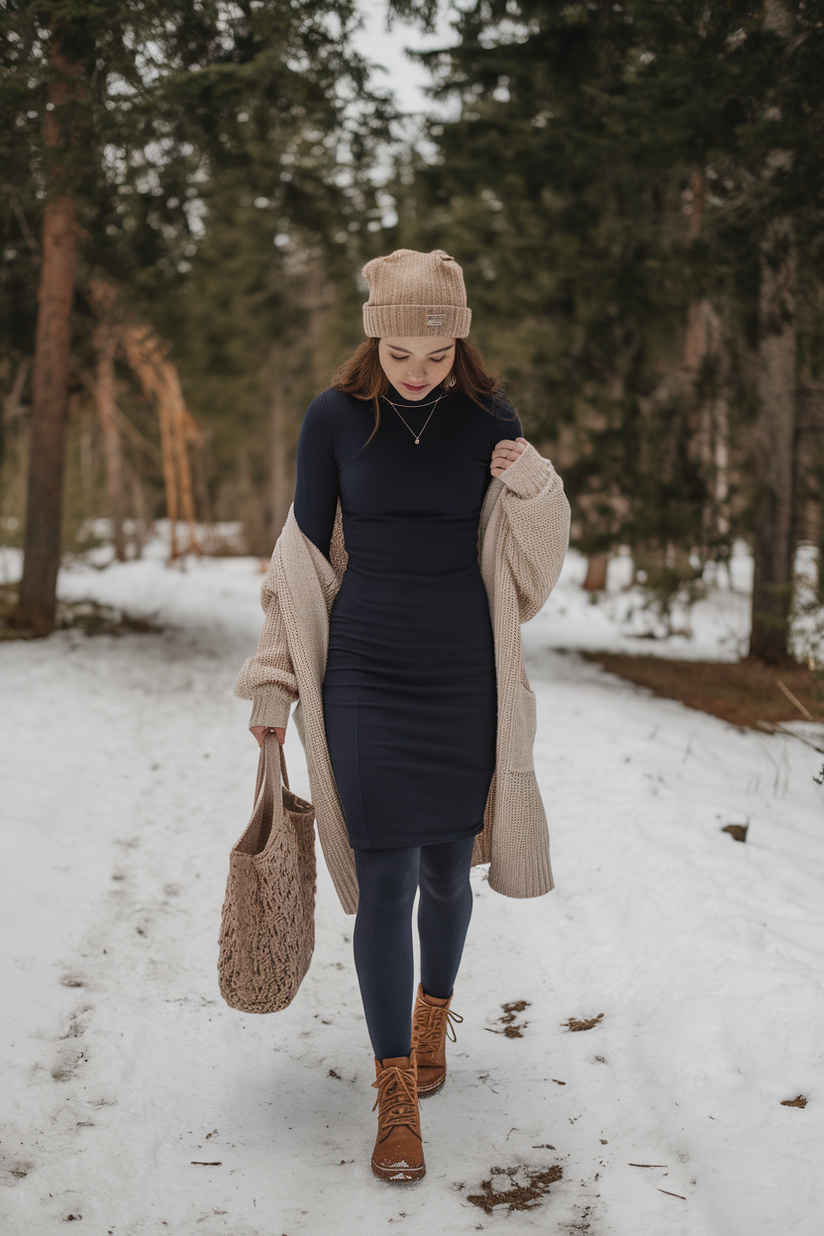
[234,442,571,915]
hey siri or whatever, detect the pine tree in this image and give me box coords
[394,0,824,653]
[1,0,386,630]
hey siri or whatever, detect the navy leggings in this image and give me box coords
[352,836,475,1062]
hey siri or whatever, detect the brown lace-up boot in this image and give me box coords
[370,1052,426,1181]
[411,983,463,1097]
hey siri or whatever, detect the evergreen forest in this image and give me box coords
[1,0,822,663]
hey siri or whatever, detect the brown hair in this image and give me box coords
[330,337,515,447]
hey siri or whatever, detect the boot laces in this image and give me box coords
[413,1000,463,1054]
[371,1064,420,1128]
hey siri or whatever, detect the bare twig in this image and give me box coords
[1,358,30,423]
[8,193,39,258]
[776,678,815,721]
[756,721,824,754]
[109,404,163,467]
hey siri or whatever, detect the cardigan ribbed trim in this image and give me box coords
[234,442,571,913]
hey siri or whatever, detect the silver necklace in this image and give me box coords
[382,391,445,445]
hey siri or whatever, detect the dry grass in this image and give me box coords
[582,653,823,729]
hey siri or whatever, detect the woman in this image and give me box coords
[235,248,570,1182]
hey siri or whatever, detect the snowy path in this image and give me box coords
[2,552,823,1236]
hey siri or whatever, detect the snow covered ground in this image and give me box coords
[2,540,823,1235]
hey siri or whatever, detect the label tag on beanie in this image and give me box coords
[426,314,446,327]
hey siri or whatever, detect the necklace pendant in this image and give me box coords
[414,438,420,445]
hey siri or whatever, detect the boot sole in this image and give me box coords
[417,1077,445,1097]
[371,1159,426,1182]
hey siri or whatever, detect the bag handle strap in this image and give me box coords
[278,740,290,790]
[254,733,290,808]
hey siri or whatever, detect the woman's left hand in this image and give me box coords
[491,437,528,478]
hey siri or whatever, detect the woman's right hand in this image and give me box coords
[250,726,286,747]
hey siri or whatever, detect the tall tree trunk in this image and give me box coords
[93,318,127,561]
[582,553,609,591]
[125,456,148,560]
[711,393,730,541]
[172,400,200,556]
[751,227,797,664]
[795,386,824,559]
[683,171,731,554]
[12,34,80,634]
[749,0,796,664]
[189,434,214,551]
[79,405,95,498]
[684,296,731,551]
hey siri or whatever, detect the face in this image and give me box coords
[378,337,457,400]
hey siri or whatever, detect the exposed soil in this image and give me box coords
[582,652,823,729]
[484,1000,530,1038]
[563,1013,604,1033]
[0,584,159,640]
[466,1163,564,1215]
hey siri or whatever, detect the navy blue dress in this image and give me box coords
[293,382,522,850]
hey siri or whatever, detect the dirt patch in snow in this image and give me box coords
[583,653,823,728]
[465,1162,563,1215]
[0,583,159,639]
[563,1013,604,1033]
[484,1000,530,1038]
[0,1155,34,1186]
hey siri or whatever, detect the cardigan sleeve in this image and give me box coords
[233,552,299,729]
[496,442,571,624]
[234,393,341,728]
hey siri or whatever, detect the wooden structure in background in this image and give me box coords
[87,279,204,561]
[120,323,201,560]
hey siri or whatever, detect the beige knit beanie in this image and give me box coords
[362,249,472,338]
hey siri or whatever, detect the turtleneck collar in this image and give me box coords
[383,381,446,408]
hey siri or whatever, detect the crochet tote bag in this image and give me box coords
[218,736,316,1013]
